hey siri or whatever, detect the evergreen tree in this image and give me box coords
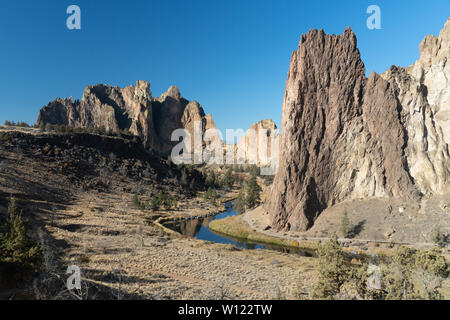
[150,197,160,211]
[312,234,351,299]
[189,178,196,191]
[222,168,234,189]
[234,186,247,214]
[205,171,216,187]
[0,197,42,272]
[431,227,447,248]
[245,174,261,208]
[132,194,140,208]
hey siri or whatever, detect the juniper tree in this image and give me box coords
[149,197,160,211]
[245,174,261,209]
[312,234,351,299]
[0,197,42,274]
[205,171,216,187]
[234,187,247,214]
[222,168,234,189]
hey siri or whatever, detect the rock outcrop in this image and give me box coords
[236,119,279,167]
[265,20,450,232]
[381,18,450,194]
[37,81,216,155]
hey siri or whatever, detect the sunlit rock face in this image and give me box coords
[266,20,450,232]
[37,81,215,156]
[381,18,450,195]
[236,119,279,167]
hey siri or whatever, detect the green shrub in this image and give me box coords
[205,171,216,187]
[311,235,449,300]
[0,133,10,143]
[17,122,30,128]
[312,234,352,299]
[234,187,246,214]
[245,174,261,209]
[0,197,42,277]
[431,227,447,248]
[132,194,141,208]
[149,197,160,211]
[381,246,449,300]
[180,169,188,186]
[221,168,234,189]
[204,187,217,205]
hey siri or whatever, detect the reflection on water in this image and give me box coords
[168,201,313,256]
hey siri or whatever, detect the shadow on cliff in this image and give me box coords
[349,219,366,238]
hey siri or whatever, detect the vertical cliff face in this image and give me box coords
[36,81,216,155]
[236,119,279,166]
[263,24,448,231]
[381,18,450,195]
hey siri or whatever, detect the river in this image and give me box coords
[167,201,313,256]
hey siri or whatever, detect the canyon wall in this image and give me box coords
[37,81,216,156]
[265,19,449,231]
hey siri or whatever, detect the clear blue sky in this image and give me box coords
[0,0,448,134]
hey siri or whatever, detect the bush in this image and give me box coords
[234,187,246,214]
[189,179,196,191]
[132,194,141,208]
[17,122,30,128]
[0,197,42,278]
[248,165,260,177]
[311,236,449,300]
[312,234,352,299]
[431,227,447,248]
[204,188,217,205]
[380,246,449,300]
[245,174,261,209]
[0,133,10,143]
[205,171,216,187]
[221,168,234,189]
[149,197,161,211]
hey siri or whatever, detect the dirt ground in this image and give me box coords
[34,189,317,300]
[0,128,317,300]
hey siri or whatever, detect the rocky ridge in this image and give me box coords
[265,20,450,232]
[37,82,216,156]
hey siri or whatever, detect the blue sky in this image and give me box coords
[0,0,448,134]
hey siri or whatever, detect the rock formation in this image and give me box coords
[236,119,279,167]
[381,18,450,194]
[265,19,450,232]
[37,81,216,156]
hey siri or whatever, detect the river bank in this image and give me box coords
[209,215,316,253]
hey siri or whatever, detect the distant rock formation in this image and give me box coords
[236,119,279,167]
[265,19,450,232]
[37,81,216,155]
